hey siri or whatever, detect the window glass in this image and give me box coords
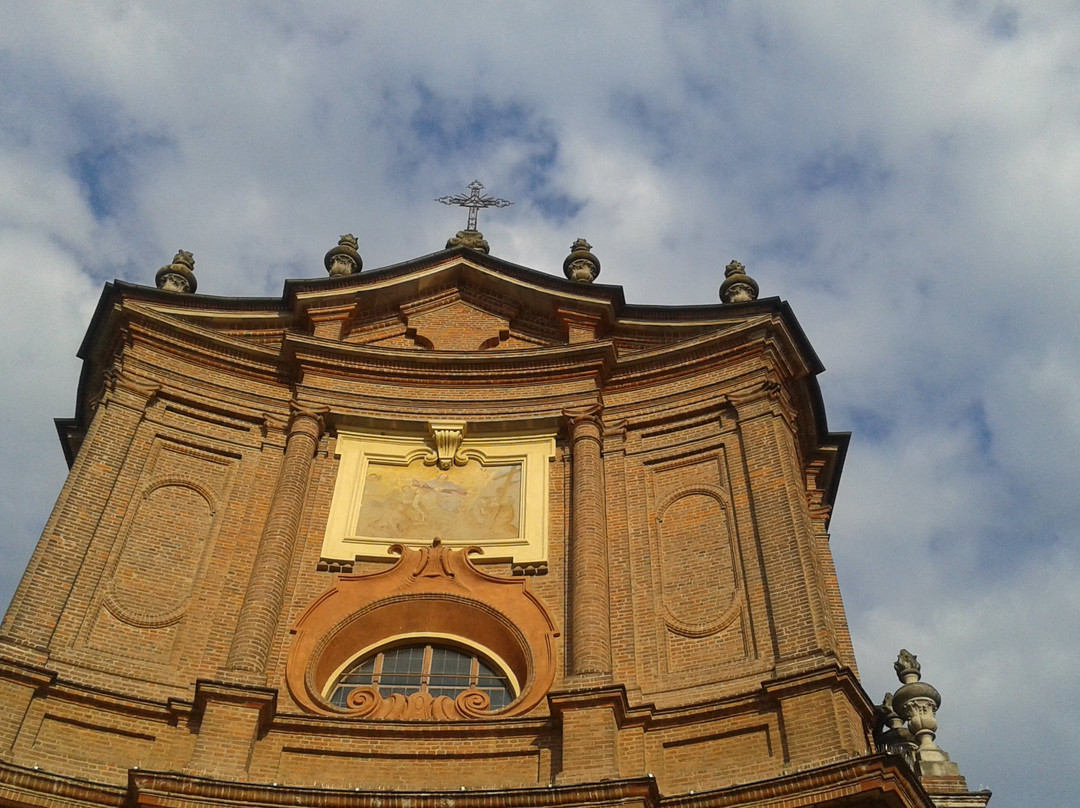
[328,642,514,711]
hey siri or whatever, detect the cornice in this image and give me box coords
[128,771,660,808]
[121,302,285,371]
[608,316,810,392]
[282,247,629,312]
[0,657,182,723]
[762,663,877,721]
[662,755,932,808]
[0,757,931,808]
[283,333,619,385]
[0,760,125,808]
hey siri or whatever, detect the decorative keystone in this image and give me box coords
[324,234,362,277]
[719,259,758,303]
[155,250,197,294]
[426,421,467,470]
[563,238,600,283]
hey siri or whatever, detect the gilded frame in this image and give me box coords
[321,428,555,565]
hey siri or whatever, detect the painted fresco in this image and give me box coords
[355,460,522,541]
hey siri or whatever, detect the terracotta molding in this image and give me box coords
[286,542,559,720]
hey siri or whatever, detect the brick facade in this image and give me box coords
[0,245,945,807]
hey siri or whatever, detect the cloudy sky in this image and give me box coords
[2,1,1077,802]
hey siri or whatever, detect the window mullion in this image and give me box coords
[420,644,434,693]
[372,652,385,690]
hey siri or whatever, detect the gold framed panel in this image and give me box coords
[322,428,555,565]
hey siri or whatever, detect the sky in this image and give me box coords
[1,1,1077,803]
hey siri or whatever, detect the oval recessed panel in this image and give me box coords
[109,483,212,624]
[658,492,737,632]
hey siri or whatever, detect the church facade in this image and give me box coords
[0,223,987,808]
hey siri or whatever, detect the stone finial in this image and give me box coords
[874,692,917,768]
[446,230,490,254]
[719,259,759,304]
[155,250,197,294]
[324,234,363,277]
[890,650,961,778]
[894,648,921,681]
[563,238,600,284]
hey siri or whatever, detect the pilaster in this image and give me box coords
[185,680,277,780]
[565,405,611,677]
[0,363,159,657]
[549,688,629,783]
[222,403,326,683]
[730,380,834,668]
[0,660,56,756]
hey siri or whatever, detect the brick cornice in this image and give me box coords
[762,662,877,721]
[607,316,811,389]
[0,655,56,689]
[191,679,278,730]
[662,755,932,808]
[284,332,618,384]
[0,760,125,808]
[128,770,661,808]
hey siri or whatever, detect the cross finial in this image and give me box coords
[436,180,512,231]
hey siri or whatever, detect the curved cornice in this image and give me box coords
[61,253,844,502]
[283,332,618,384]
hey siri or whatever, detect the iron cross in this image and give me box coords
[436,180,512,231]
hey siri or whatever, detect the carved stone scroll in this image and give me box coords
[426,421,467,470]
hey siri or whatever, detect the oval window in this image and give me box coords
[327,642,516,712]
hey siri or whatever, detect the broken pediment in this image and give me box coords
[93,251,788,371]
[401,289,514,351]
[343,283,565,351]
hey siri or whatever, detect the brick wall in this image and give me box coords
[0,255,873,799]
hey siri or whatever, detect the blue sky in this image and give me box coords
[2,2,1079,802]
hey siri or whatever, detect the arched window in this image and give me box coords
[327,642,516,711]
[286,542,559,720]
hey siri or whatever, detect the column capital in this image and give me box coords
[97,363,161,411]
[728,377,797,425]
[288,400,329,440]
[563,403,603,431]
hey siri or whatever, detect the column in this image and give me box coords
[223,404,325,680]
[566,406,611,675]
